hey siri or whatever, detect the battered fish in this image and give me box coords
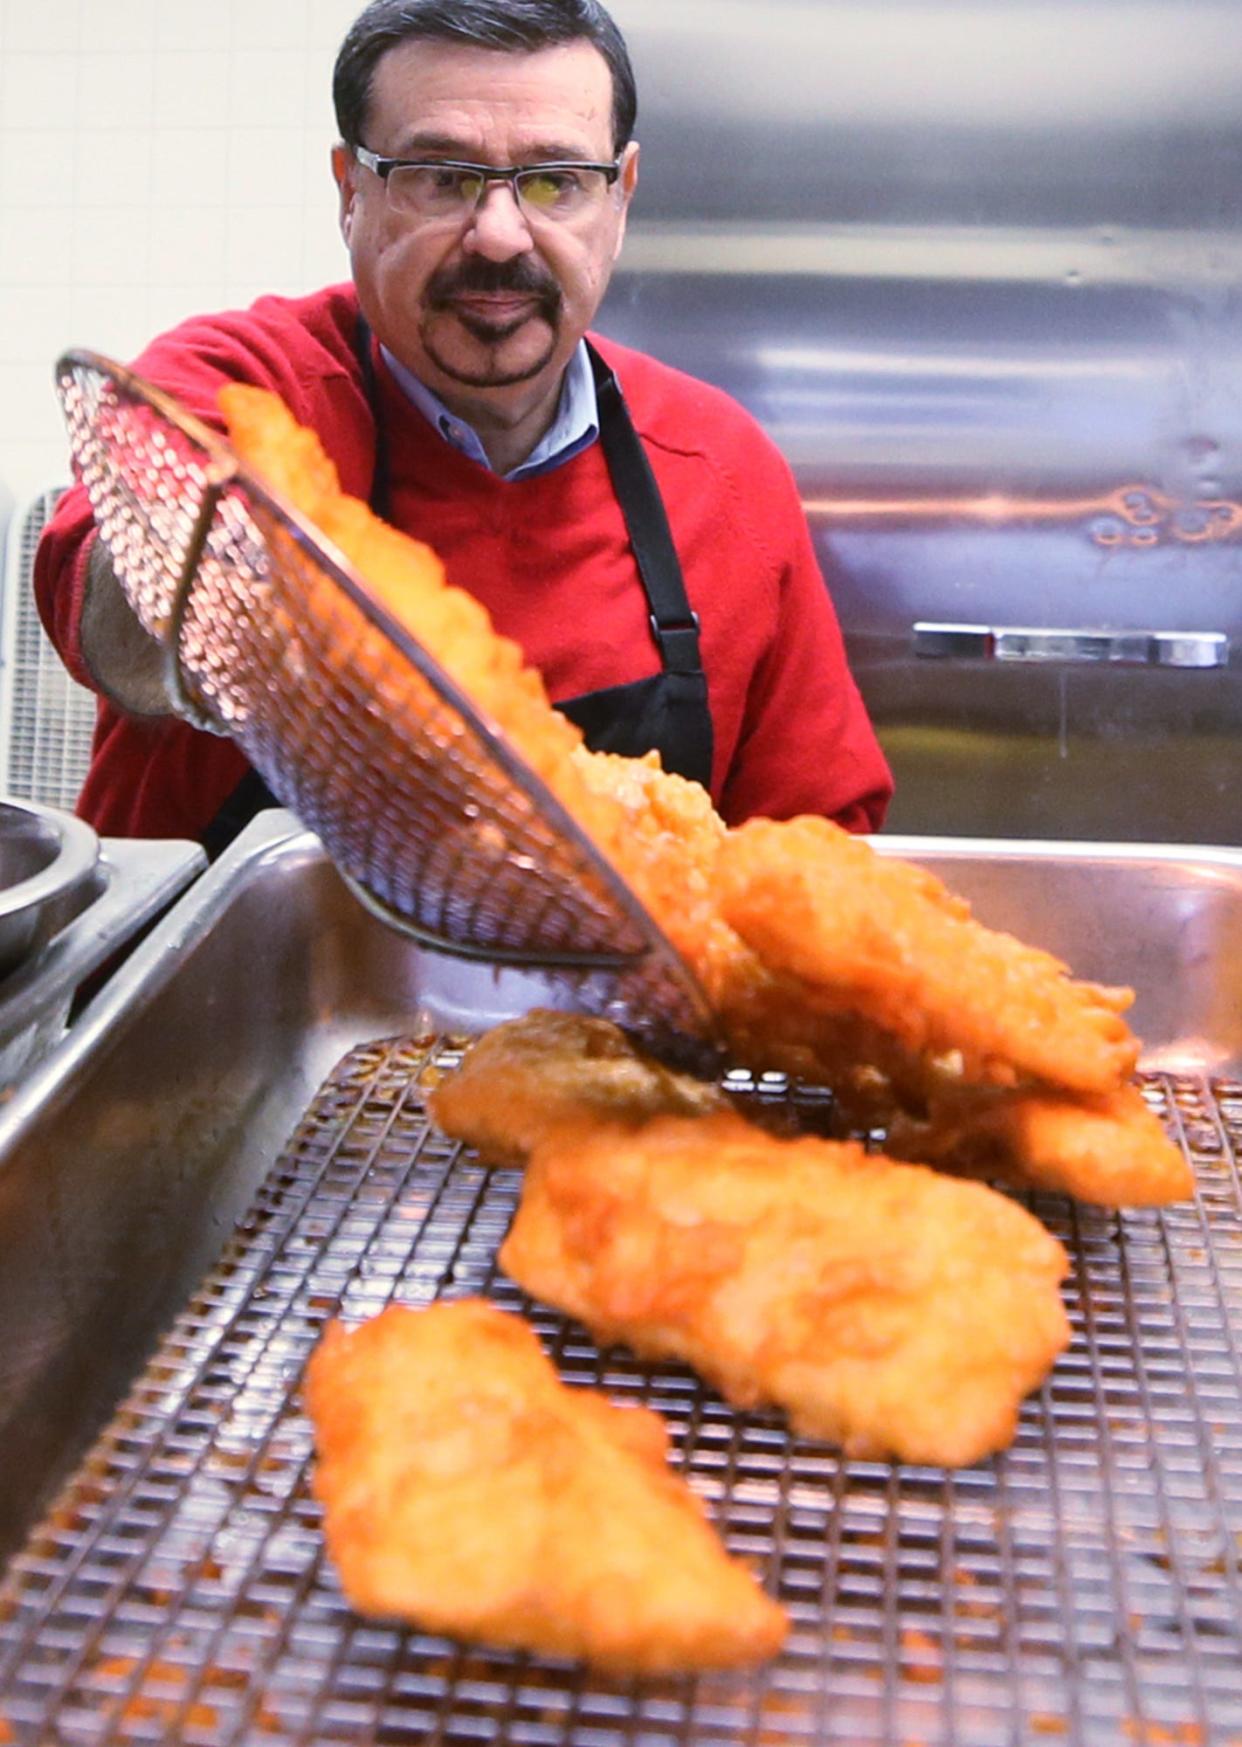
[501,1111,1071,1467]
[432,1006,1191,1208]
[715,815,1139,1097]
[887,1081,1194,1207]
[222,390,1185,1207]
[429,1007,726,1165]
[305,1299,788,1672]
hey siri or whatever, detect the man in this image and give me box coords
[36,0,891,855]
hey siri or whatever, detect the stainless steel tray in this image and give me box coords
[0,815,1240,1745]
[0,798,99,979]
[0,834,204,1091]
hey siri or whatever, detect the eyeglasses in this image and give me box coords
[352,145,621,223]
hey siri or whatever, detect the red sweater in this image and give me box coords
[36,284,892,842]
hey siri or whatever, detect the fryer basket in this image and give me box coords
[53,352,713,1054]
[1,1036,1240,1746]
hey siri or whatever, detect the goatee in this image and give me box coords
[422,257,564,387]
[424,326,560,388]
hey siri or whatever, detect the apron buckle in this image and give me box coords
[649,611,702,672]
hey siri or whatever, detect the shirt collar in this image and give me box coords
[379,340,600,481]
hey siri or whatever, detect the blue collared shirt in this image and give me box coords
[380,340,600,480]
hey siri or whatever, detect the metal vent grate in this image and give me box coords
[0,488,97,811]
[1,1043,1241,1746]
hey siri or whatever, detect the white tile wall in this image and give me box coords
[0,0,361,509]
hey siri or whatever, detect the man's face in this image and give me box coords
[333,38,638,408]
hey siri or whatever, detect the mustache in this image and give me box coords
[426,258,562,320]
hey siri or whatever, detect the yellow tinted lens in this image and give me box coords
[520,170,586,213]
[517,171,569,211]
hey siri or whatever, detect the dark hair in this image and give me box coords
[334,0,637,156]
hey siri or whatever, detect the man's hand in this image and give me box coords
[79,537,174,718]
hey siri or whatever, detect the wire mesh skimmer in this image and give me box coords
[54,351,713,1054]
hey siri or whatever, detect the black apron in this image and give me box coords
[202,324,713,860]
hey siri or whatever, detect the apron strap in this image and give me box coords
[585,340,706,679]
[355,311,394,522]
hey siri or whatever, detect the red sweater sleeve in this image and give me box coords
[692,418,891,832]
[32,286,371,840]
[35,286,370,689]
[719,517,894,831]
[33,487,98,691]
[717,485,892,831]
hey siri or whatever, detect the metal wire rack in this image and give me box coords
[1,1038,1241,1747]
[53,352,713,1053]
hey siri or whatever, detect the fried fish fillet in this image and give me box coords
[501,1111,1071,1467]
[715,815,1139,1097]
[563,753,880,1097]
[222,391,1184,1207]
[304,1299,787,1672]
[886,1081,1194,1207]
[429,1007,726,1164]
[499,735,1188,1212]
[432,1005,1191,1209]
[568,747,763,1018]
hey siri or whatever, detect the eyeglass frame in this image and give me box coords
[350,145,623,220]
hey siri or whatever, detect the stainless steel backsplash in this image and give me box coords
[597,0,1242,842]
